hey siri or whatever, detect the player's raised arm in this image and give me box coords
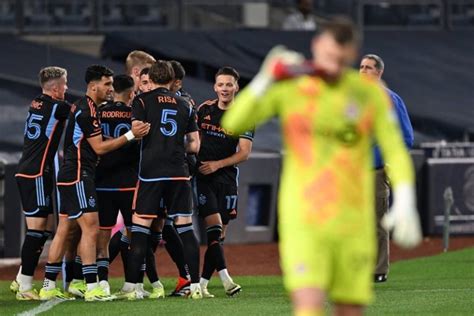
[222,46,303,133]
[370,83,422,249]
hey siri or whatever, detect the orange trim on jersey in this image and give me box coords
[57,136,83,186]
[133,213,158,219]
[196,99,218,112]
[15,121,59,179]
[118,188,137,192]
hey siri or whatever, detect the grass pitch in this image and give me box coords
[2,247,473,315]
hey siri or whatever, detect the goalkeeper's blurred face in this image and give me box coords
[311,32,357,79]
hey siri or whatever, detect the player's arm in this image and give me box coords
[87,121,149,155]
[222,46,302,133]
[185,131,200,154]
[199,138,252,175]
[371,84,421,249]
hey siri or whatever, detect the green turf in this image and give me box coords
[2,247,473,315]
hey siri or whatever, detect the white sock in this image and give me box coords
[18,274,33,291]
[16,266,22,281]
[99,280,109,287]
[122,282,135,292]
[151,280,163,289]
[43,279,56,290]
[218,269,232,286]
[190,283,201,292]
[200,277,209,288]
[86,282,98,291]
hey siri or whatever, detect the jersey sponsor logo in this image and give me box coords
[31,100,43,110]
[100,111,132,119]
[157,96,177,104]
[200,122,234,136]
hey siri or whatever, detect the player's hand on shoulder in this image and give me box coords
[131,120,151,139]
[382,184,422,249]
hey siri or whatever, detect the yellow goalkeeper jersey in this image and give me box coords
[222,69,414,236]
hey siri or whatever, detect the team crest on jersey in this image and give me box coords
[199,194,207,205]
[204,115,211,121]
[345,102,359,120]
[88,196,96,208]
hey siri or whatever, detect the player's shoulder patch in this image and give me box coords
[197,99,218,112]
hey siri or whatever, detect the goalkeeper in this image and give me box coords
[222,17,422,316]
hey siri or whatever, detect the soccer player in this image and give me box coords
[196,66,253,297]
[11,66,70,300]
[170,60,196,108]
[222,18,422,316]
[359,54,414,283]
[121,60,202,300]
[39,65,150,301]
[95,74,141,295]
[138,67,152,93]
[125,50,156,92]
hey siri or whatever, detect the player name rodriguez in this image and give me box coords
[100,111,132,118]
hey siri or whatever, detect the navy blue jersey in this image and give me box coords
[58,96,101,184]
[16,94,70,178]
[95,101,139,189]
[132,87,198,180]
[196,99,254,185]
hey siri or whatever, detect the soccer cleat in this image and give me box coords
[10,280,19,293]
[16,288,40,300]
[225,282,242,297]
[374,274,388,283]
[99,280,111,296]
[39,287,75,301]
[149,286,165,299]
[169,277,191,297]
[84,286,115,302]
[136,283,151,297]
[114,289,144,301]
[202,287,215,298]
[188,287,203,300]
[68,280,87,298]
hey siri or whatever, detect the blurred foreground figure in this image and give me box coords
[222,17,421,316]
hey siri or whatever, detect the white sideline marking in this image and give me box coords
[16,299,63,316]
[382,288,472,293]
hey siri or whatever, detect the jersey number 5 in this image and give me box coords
[24,113,44,140]
[160,109,178,137]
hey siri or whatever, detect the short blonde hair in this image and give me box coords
[125,50,156,74]
[38,66,67,88]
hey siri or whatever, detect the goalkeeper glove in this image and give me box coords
[248,45,304,96]
[382,184,422,249]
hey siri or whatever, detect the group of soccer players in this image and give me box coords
[11,50,250,302]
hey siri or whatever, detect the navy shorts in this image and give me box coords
[196,179,238,225]
[133,180,193,219]
[97,189,134,229]
[16,173,53,218]
[58,179,98,219]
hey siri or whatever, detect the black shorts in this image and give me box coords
[58,179,99,219]
[97,189,134,229]
[196,179,238,225]
[16,173,53,218]
[133,180,193,219]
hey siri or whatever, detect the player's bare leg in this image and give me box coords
[292,288,326,316]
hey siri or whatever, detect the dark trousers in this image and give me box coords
[375,168,390,275]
